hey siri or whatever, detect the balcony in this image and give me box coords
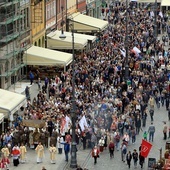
[0,14,25,25]
[0,32,20,43]
[0,0,20,7]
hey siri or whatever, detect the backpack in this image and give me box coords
[123,147,127,154]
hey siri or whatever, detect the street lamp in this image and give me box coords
[154,0,158,58]
[125,0,129,81]
[59,18,77,168]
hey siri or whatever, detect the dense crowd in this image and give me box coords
[0,1,170,169]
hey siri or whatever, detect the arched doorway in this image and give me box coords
[34,41,37,46]
[38,39,41,47]
[42,36,45,47]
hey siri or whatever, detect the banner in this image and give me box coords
[79,115,88,131]
[141,139,152,158]
[60,116,66,134]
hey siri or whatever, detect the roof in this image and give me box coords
[161,0,170,6]
[0,89,26,117]
[51,30,96,43]
[69,12,108,32]
[23,46,73,66]
[47,31,87,50]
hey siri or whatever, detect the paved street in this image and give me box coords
[6,82,170,170]
[85,106,169,170]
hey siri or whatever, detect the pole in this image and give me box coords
[70,21,77,168]
[154,0,157,59]
[160,148,162,160]
[125,0,129,81]
[66,0,69,31]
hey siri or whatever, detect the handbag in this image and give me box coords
[97,155,100,158]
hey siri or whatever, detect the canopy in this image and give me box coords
[137,0,161,2]
[23,46,73,67]
[161,0,170,6]
[69,12,108,32]
[0,89,26,118]
[22,119,45,128]
[50,30,96,43]
[47,31,87,50]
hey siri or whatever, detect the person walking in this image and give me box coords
[11,144,20,167]
[163,121,168,140]
[1,145,10,159]
[98,137,105,152]
[49,144,57,164]
[148,122,155,142]
[149,109,154,122]
[114,131,121,151]
[126,151,132,169]
[91,146,100,164]
[61,141,70,162]
[57,134,64,154]
[19,143,27,163]
[132,149,138,168]
[108,141,115,159]
[121,142,127,162]
[29,71,34,85]
[37,78,41,90]
[139,152,145,169]
[35,142,44,164]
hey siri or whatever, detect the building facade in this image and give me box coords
[77,0,86,14]
[45,0,56,34]
[0,0,31,89]
[31,0,46,47]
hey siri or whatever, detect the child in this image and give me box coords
[143,131,148,141]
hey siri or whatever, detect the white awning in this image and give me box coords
[0,113,4,124]
[23,46,73,66]
[0,89,26,118]
[69,12,108,32]
[137,0,161,2]
[51,30,96,43]
[47,31,87,50]
[161,0,170,6]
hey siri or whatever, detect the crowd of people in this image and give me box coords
[0,0,170,169]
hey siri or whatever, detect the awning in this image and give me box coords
[69,12,108,32]
[23,46,73,66]
[0,89,26,118]
[161,0,170,6]
[0,113,4,124]
[137,0,161,2]
[47,31,87,50]
[51,30,96,43]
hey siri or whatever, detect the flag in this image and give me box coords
[140,139,152,158]
[79,115,88,131]
[120,49,126,57]
[65,115,71,131]
[60,116,66,134]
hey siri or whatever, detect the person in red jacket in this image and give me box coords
[108,141,115,158]
[91,146,100,164]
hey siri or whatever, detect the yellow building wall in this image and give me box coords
[31,0,46,47]
[67,0,77,16]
